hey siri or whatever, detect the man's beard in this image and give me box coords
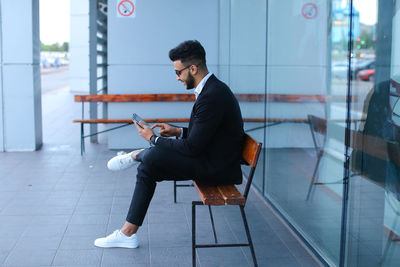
[185,72,195,89]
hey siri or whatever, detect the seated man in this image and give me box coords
[94,40,244,248]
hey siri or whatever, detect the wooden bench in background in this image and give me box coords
[73,93,355,154]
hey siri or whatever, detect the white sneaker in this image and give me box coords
[107,149,144,171]
[94,230,139,248]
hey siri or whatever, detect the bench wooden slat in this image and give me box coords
[194,182,246,206]
[242,135,262,167]
[72,118,191,123]
[217,185,246,205]
[194,183,225,205]
[74,94,195,102]
[73,118,309,124]
[74,93,358,103]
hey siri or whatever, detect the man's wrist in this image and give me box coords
[176,128,182,138]
[149,135,157,145]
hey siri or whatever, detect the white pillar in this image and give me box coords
[0,0,42,151]
[0,1,4,151]
[70,0,89,93]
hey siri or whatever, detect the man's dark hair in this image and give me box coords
[169,40,206,66]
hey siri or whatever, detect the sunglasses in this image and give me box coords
[175,65,191,76]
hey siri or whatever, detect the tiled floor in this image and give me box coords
[0,86,323,266]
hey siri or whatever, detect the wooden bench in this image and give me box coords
[73,93,353,155]
[190,133,262,267]
[306,114,365,200]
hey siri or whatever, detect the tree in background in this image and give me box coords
[41,41,69,52]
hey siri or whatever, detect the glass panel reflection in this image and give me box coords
[347,0,400,266]
[263,0,350,265]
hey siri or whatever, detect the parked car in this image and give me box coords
[357,68,375,81]
[353,60,375,79]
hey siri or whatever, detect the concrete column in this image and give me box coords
[70,0,89,93]
[0,0,42,151]
[0,1,4,151]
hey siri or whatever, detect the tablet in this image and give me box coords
[132,113,151,129]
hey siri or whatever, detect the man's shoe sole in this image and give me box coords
[94,240,139,249]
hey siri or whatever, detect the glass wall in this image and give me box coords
[221,0,400,266]
[347,0,400,266]
[265,0,342,265]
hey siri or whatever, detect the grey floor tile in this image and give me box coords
[3,248,56,266]
[52,249,102,266]
[69,214,109,225]
[64,224,107,238]
[257,256,300,267]
[148,208,186,224]
[101,248,150,265]
[244,242,293,259]
[0,239,17,252]
[74,204,112,215]
[150,246,192,265]
[148,223,191,248]
[22,224,67,238]
[13,235,63,250]
[110,204,130,214]
[285,241,313,257]
[196,247,251,267]
[0,204,39,216]
[0,250,10,266]
[99,264,147,267]
[35,206,76,216]
[296,256,323,267]
[31,215,72,226]
[0,225,26,240]
[77,196,113,205]
[274,229,301,243]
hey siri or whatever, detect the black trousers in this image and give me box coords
[126,146,198,226]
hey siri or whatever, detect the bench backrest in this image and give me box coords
[308,114,328,154]
[74,93,356,103]
[242,134,263,199]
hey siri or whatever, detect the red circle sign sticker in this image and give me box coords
[118,0,135,17]
[302,3,318,19]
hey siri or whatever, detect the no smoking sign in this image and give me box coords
[117,0,136,18]
[302,3,318,19]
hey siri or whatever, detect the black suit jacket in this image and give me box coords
[156,74,244,185]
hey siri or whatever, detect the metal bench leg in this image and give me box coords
[174,181,177,203]
[80,123,85,155]
[306,151,322,200]
[208,206,218,243]
[240,206,258,267]
[192,201,201,267]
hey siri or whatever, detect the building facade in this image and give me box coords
[1,0,400,266]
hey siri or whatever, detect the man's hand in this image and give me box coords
[152,123,181,138]
[134,121,154,141]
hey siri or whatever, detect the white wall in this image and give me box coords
[0,1,3,151]
[69,0,89,93]
[0,0,42,151]
[219,0,267,143]
[107,0,220,149]
[106,0,329,149]
[265,0,329,147]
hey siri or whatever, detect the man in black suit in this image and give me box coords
[95,40,244,248]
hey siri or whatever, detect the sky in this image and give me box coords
[351,0,378,25]
[40,0,70,45]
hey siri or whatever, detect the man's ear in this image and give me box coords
[190,64,198,75]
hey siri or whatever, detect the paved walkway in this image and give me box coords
[0,86,323,266]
